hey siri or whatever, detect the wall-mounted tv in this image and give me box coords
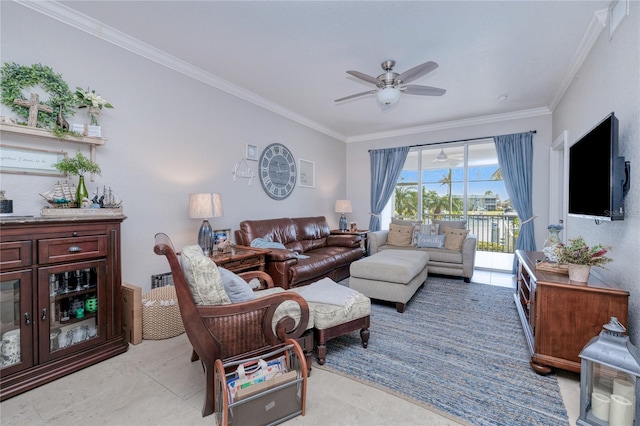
[568,112,630,221]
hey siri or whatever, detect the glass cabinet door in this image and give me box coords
[0,270,34,373]
[38,259,106,362]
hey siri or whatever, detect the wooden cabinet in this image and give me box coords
[0,216,127,400]
[515,250,629,374]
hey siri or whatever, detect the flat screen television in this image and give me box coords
[568,112,630,221]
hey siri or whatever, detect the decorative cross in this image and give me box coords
[13,93,54,127]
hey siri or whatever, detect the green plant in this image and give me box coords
[554,236,612,267]
[75,87,113,110]
[53,150,101,176]
[0,62,75,128]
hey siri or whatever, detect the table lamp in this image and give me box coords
[189,193,224,255]
[335,199,352,232]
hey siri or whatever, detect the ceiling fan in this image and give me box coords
[334,59,446,109]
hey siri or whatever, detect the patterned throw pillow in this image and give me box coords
[180,245,231,305]
[387,223,413,246]
[419,223,439,236]
[443,227,470,251]
[416,233,446,249]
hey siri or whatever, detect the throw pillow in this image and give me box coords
[416,233,446,249]
[433,219,467,235]
[419,223,439,236]
[180,245,231,306]
[387,223,413,246]
[218,267,256,303]
[443,226,470,251]
[391,218,422,246]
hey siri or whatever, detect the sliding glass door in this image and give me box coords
[393,140,518,257]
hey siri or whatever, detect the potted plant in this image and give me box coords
[75,87,113,127]
[53,150,101,207]
[554,236,612,282]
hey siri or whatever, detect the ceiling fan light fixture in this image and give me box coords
[376,87,401,106]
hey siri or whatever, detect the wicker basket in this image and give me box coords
[142,285,185,340]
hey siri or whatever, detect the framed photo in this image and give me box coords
[298,158,315,188]
[213,228,232,246]
[245,144,258,161]
[350,222,358,232]
[0,145,67,177]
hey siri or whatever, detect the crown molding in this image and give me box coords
[15,0,598,145]
[346,107,551,143]
[548,8,607,112]
[14,0,347,142]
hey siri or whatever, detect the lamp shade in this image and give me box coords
[335,200,352,213]
[376,87,401,106]
[189,193,224,219]
[189,193,213,219]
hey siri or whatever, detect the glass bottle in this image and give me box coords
[76,175,89,207]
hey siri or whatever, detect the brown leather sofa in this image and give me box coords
[234,216,364,289]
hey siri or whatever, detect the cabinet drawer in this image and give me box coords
[0,241,33,270]
[39,236,107,264]
[219,257,261,271]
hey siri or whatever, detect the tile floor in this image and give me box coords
[1,272,581,426]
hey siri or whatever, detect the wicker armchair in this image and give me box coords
[153,233,311,417]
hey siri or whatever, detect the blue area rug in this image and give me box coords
[319,277,569,426]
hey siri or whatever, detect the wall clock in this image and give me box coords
[259,143,297,200]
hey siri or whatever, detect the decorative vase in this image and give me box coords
[88,106,100,126]
[543,228,562,262]
[568,264,591,282]
[76,175,88,207]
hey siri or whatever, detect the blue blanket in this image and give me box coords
[250,238,310,259]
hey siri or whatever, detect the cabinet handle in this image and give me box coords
[41,308,47,321]
[24,312,31,325]
[68,246,83,253]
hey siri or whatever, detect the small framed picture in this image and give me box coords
[298,158,315,188]
[350,222,358,232]
[245,144,258,161]
[213,228,232,246]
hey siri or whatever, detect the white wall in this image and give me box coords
[553,4,639,344]
[0,3,346,292]
[346,113,553,249]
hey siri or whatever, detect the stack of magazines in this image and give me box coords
[226,355,297,403]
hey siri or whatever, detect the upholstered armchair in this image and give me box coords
[153,233,312,417]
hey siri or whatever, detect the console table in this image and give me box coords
[209,246,269,273]
[514,250,629,375]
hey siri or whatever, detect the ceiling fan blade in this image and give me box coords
[334,90,377,103]
[346,70,380,85]
[397,61,439,84]
[402,84,446,96]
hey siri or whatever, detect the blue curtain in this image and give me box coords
[494,132,536,271]
[368,146,410,231]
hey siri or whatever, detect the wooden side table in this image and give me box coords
[330,229,369,256]
[209,245,270,273]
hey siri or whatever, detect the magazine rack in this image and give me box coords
[214,339,307,426]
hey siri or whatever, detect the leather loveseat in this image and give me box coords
[234,216,364,289]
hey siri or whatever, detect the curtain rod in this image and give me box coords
[407,130,537,149]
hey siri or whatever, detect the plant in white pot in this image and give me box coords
[53,150,101,207]
[554,236,612,282]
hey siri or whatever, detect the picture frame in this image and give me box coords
[245,143,258,161]
[298,158,315,188]
[213,228,232,246]
[350,222,358,233]
[0,145,67,177]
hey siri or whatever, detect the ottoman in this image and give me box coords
[291,278,370,365]
[349,250,429,313]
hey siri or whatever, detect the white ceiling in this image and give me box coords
[42,1,611,142]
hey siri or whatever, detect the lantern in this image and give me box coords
[578,317,640,426]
